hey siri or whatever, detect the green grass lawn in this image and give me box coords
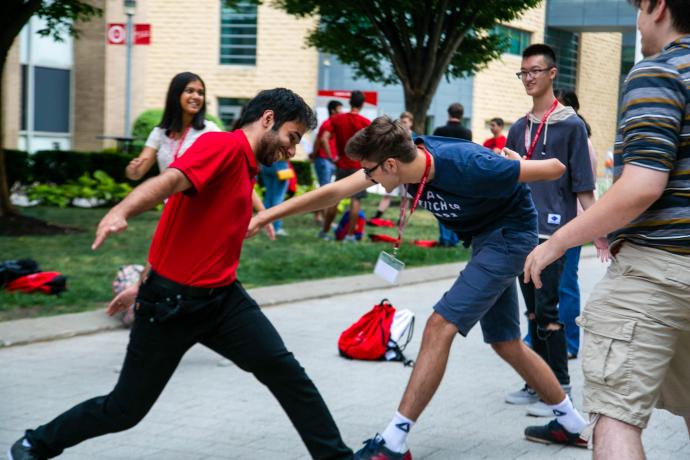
[0,196,469,320]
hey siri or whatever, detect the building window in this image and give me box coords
[218,97,250,129]
[493,25,531,56]
[21,65,71,133]
[545,27,579,91]
[220,2,257,65]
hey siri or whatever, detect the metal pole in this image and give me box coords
[124,12,134,140]
[26,19,35,153]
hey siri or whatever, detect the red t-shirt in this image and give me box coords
[315,118,338,160]
[148,130,257,287]
[327,112,370,169]
[483,135,507,151]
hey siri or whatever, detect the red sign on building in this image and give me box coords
[107,23,152,45]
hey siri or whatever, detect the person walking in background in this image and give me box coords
[432,102,472,247]
[369,112,415,224]
[8,88,352,460]
[433,102,472,141]
[524,1,690,456]
[125,72,221,181]
[482,117,507,153]
[319,90,371,242]
[503,44,602,420]
[258,159,292,237]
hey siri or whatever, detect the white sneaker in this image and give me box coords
[526,400,553,417]
[343,234,358,243]
[505,385,539,405]
[526,384,572,417]
[275,228,288,237]
[317,230,332,241]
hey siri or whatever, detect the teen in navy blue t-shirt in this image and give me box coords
[248,116,589,459]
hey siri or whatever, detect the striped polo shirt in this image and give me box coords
[609,36,690,255]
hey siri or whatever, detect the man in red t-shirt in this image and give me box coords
[482,117,507,153]
[311,100,343,224]
[15,89,352,460]
[319,90,371,241]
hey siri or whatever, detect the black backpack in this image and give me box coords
[0,259,41,287]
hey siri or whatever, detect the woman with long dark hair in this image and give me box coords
[126,72,220,180]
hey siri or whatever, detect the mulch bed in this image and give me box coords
[0,213,84,236]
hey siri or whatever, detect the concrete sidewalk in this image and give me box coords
[1,247,687,459]
[0,258,467,347]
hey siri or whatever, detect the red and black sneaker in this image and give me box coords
[353,434,412,460]
[524,419,588,448]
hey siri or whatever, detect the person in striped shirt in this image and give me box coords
[523,0,690,458]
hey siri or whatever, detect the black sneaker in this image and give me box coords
[524,419,587,448]
[8,438,44,460]
[353,434,412,460]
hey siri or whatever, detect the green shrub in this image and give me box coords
[3,149,32,185]
[27,170,132,207]
[32,150,133,184]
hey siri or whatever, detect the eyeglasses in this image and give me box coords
[362,159,387,183]
[515,67,554,80]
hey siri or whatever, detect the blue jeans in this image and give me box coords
[559,246,581,355]
[314,157,335,187]
[260,161,289,231]
[438,222,459,246]
[524,245,581,356]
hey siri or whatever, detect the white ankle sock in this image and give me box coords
[381,411,415,453]
[549,395,586,433]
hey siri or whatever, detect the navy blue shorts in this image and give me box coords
[434,227,537,343]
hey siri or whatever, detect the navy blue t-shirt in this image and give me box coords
[407,136,537,243]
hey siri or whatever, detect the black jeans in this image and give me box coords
[519,241,569,386]
[26,276,352,459]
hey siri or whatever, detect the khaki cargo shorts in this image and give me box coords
[577,242,690,430]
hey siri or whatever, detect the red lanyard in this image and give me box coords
[394,147,432,253]
[523,99,558,160]
[172,125,192,161]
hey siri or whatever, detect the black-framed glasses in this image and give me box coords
[515,67,554,80]
[362,160,386,183]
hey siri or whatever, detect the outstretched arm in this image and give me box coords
[524,164,668,287]
[92,169,192,250]
[500,148,566,183]
[247,169,371,238]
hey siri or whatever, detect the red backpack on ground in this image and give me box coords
[6,272,67,295]
[338,299,396,360]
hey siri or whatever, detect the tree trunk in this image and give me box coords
[0,55,15,217]
[404,87,434,135]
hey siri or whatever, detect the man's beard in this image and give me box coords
[255,130,283,165]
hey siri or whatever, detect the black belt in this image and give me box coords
[145,270,232,298]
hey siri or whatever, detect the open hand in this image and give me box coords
[92,209,128,250]
[106,284,139,316]
[263,222,276,240]
[594,236,610,263]
[523,238,567,288]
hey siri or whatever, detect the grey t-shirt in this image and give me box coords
[506,107,594,237]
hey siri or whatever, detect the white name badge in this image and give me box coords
[374,251,405,284]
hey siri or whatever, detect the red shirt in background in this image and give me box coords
[327,112,371,169]
[483,135,507,151]
[315,118,338,160]
[148,130,257,288]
